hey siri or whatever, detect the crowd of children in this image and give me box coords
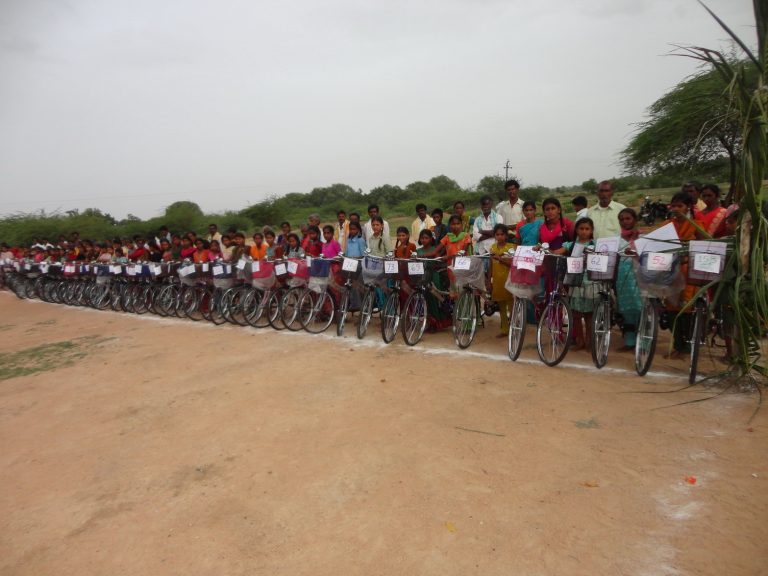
[1,179,738,352]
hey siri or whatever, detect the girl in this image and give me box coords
[489,223,515,337]
[616,208,642,351]
[515,201,541,246]
[538,197,574,251]
[394,226,416,258]
[264,228,282,259]
[556,217,595,351]
[208,239,223,261]
[193,239,210,263]
[304,225,323,257]
[284,233,305,258]
[694,184,727,238]
[321,225,342,258]
[180,237,196,260]
[366,216,392,257]
[661,192,698,357]
[417,230,452,331]
[344,221,366,258]
[250,232,268,260]
[453,201,473,234]
[439,215,473,259]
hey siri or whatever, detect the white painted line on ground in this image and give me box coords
[6,293,686,381]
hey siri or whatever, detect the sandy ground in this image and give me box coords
[0,293,766,576]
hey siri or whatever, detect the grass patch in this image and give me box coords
[0,337,100,380]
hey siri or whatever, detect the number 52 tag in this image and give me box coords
[646,252,673,272]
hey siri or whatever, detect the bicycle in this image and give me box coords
[400,255,443,346]
[357,254,385,340]
[335,255,363,337]
[506,246,544,361]
[584,248,620,369]
[380,255,404,343]
[451,253,492,349]
[299,257,336,334]
[535,247,573,367]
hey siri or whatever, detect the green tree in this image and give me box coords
[163,201,205,233]
[580,178,598,192]
[476,175,506,201]
[621,63,753,190]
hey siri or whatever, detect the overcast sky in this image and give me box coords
[0,0,755,219]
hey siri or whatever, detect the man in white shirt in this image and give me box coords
[334,210,348,251]
[411,203,435,247]
[363,204,390,242]
[206,224,222,244]
[495,179,524,239]
[587,181,625,239]
[472,196,503,255]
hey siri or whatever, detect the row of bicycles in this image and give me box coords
[2,237,732,381]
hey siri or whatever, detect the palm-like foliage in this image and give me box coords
[679,1,768,380]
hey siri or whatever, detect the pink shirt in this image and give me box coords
[321,239,342,258]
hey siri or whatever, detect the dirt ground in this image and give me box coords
[0,293,766,576]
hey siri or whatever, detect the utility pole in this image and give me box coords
[503,160,512,181]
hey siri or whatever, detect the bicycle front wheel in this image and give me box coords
[635,299,658,376]
[281,288,304,331]
[453,291,478,349]
[300,290,335,334]
[590,297,611,369]
[336,288,350,337]
[536,297,572,366]
[402,292,427,346]
[380,291,401,343]
[689,302,706,384]
[357,288,375,339]
[508,297,527,361]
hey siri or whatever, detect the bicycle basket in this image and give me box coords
[635,252,683,300]
[251,259,274,279]
[287,258,310,279]
[585,252,618,282]
[362,256,385,285]
[383,259,403,280]
[340,257,362,281]
[687,241,727,285]
[451,256,485,291]
[212,263,233,279]
[405,259,431,287]
[309,258,332,278]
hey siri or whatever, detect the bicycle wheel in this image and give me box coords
[281,288,304,331]
[181,286,202,321]
[689,302,706,384]
[380,291,401,343]
[634,298,658,376]
[245,288,270,328]
[590,296,611,369]
[300,290,335,333]
[508,297,527,361]
[536,297,572,366]
[208,288,227,325]
[267,290,285,330]
[402,292,427,346]
[336,288,350,337]
[357,287,375,339]
[453,290,478,349]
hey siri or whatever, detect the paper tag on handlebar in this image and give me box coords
[251,260,260,273]
[236,259,247,270]
[179,264,195,277]
[407,261,424,275]
[646,252,673,271]
[586,254,609,273]
[342,257,359,272]
[201,263,209,273]
[566,257,584,274]
[384,260,398,274]
[287,261,298,274]
[40,263,49,273]
[274,263,287,276]
[454,256,471,270]
[306,256,313,267]
[126,266,136,276]
[212,265,224,276]
[152,264,162,275]
[693,253,721,273]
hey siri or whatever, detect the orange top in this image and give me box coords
[250,243,268,260]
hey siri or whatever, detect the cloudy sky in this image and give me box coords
[0,0,755,219]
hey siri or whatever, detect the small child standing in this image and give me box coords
[321,225,342,258]
[555,217,596,351]
[489,224,514,337]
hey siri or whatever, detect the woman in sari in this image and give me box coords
[694,183,727,238]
